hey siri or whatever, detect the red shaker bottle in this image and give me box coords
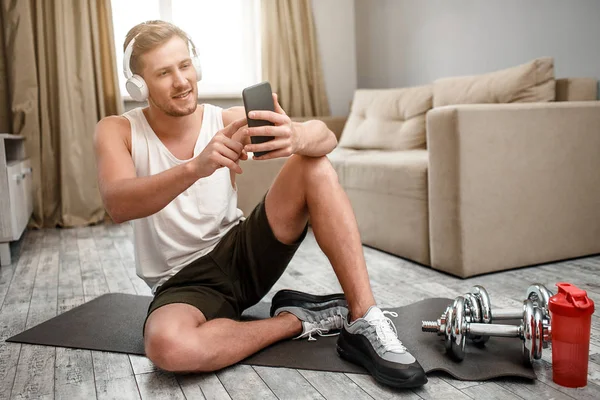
[548,282,595,388]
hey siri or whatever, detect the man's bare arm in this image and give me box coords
[94,116,201,223]
[242,94,337,160]
[94,115,247,223]
[290,119,338,157]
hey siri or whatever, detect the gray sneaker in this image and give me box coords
[337,305,427,388]
[270,289,348,341]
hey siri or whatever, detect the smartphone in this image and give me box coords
[242,81,275,157]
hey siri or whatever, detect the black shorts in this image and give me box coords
[145,194,308,327]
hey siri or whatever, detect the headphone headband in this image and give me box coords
[123,33,199,78]
[123,35,136,79]
[122,31,202,101]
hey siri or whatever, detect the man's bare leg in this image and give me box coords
[145,154,374,373]
[264,154,376,320]
[145,303,302,372]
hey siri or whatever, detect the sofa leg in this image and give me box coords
[0,243,10,267]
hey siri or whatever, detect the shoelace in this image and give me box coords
[297,314,344,342]
[368,311,407,353]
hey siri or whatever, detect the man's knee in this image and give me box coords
[289,154,338,185]
[145,327,215,372]
[145,328,184,371]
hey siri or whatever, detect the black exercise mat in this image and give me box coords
[6,293,536,381]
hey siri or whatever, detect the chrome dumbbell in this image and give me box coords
[468,284,553,321]
[422,296,551,364]
[456,284,553,346]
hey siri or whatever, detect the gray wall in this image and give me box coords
[355,0,600,89]
[311,0,357,116]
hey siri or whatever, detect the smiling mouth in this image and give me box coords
[173,90,191,99]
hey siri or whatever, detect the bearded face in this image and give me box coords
[141,36,199,117]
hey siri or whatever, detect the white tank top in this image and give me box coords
[123,105,244,292]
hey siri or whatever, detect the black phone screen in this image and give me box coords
[242,81,275,157]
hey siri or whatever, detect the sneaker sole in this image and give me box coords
[270,290,347,317]
[337,341,428,388]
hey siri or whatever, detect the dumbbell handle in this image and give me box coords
[467,306,549,322]
[422,320,521,338]
[465,307,522,321]
[466,322,521,338]
[490,309,523,320]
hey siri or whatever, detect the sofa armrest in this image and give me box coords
[236,157,288,216]
[292,116,348,141]
[426,101,600,277]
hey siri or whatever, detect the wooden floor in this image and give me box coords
[1,223,600,400]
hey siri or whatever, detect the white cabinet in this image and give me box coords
[1,134,33,266]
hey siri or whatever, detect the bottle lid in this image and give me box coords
[549,282,595,317]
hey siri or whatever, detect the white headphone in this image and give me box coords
[122,33,203,102]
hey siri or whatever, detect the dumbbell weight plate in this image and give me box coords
[526,284,553,349]
[469,286,491,345]
[470,286,492,323]
[450,296,467,361]
[533,306,544,360]
[526,284,552,312]
[521,299,545,365]
[463,293,486,346]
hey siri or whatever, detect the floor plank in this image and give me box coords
[10,247,59,400]
[95,375,141,400]
[411,375,471,400]
[345,373,422,399]
[54,296,97,400]
[2,249,41,307]
[298,370,374,400]
[496,377,574,400]
[100,259,136,295]
[93,351,141,399]
[136,370,186,400]
[80,258,110,302]
[0,263,17,309]
[0,303,29,400]
[253,366,326,399]
[129,355,158,375]
[123,259,152,297]
[460,382,522,399]
[177,373,230,400]
[217,364,278,399]
[10,345,55,400]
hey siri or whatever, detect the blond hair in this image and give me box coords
[124,20,192,75]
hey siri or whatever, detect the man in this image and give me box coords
[94,20,427,388]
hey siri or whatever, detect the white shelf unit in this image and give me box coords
[0,134,33,266]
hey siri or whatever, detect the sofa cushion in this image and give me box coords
[555,78,598,101]
[337,149,428,198]
[326,148,431,266]
[337,85,432,151]
[433,57,555,107]
[326,147,363,183]
[326,147,362,163]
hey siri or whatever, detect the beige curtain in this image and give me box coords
[0,7,9,133]
[261,0,330,118]
[0,0,123,228]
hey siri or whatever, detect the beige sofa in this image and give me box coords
[237,57,600,278]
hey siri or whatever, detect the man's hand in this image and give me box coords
[243,94,301,160]
[192,117,248,178]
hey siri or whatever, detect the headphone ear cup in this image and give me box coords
[126,74,148,102]
[192,57,202,82]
